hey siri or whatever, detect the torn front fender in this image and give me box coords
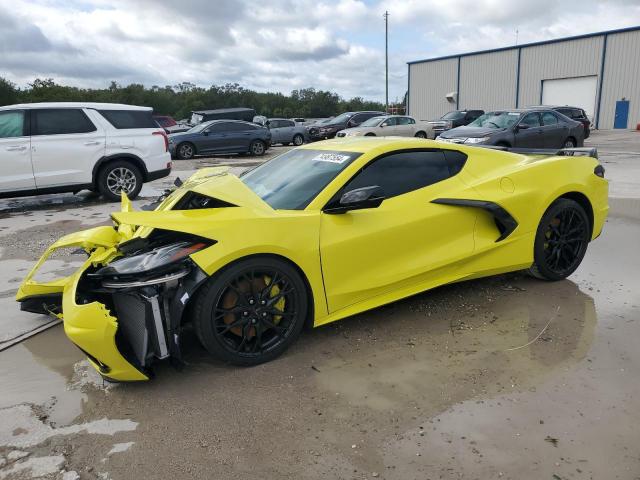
[16,225,121,303]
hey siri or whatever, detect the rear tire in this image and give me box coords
[193,257,308,366]
[365,133,376,137]
[528,199,590,281]
[415,131,427,138]
[563,137,576,148]
[250,140,266,156]
[97,160,143,202]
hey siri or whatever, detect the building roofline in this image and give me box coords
[407,25,640,65]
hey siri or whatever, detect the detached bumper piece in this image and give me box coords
[72,263,208,382]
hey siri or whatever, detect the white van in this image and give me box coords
[0,102,172,201]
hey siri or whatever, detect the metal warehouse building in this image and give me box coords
[407,26,640,129]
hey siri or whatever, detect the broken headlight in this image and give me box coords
[91,242,208,288]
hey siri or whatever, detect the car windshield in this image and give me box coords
[360,116,386,127]
[241,149,362,210]
[329,113,354,124]
[469,112,521,129]
[441,111,465,120]
[189,121,215,133]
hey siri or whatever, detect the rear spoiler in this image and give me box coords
[481,146,598,159]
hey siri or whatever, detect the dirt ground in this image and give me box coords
[1,137,639,480]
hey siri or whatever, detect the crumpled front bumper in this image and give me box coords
[16,224,149,382]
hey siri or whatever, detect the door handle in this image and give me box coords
[84,141,101,146]
[6,145,27,151]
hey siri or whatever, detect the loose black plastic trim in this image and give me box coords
[432,198,518,242]
[19,294,63,315]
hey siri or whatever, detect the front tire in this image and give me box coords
[292,134,304,146]
[97,160,142,202]
[176,142,195,160]
[193,257,308,365]
[528,199,590,281]
[250,140,266,156]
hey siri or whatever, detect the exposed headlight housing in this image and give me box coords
[464,136,491,144]
[90,241,210,288]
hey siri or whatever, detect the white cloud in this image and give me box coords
[1,0,639,102]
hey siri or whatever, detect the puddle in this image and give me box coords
[0,327,86,426]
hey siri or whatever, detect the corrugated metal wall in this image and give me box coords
[517,36,603,108]
[459,50,518,111]
[600,29,640,128]
[408,58,458,120]
[408,29,640,129]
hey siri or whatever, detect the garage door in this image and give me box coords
[542,76,598,120]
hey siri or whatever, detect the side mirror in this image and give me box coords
[202,130,209,136]
[380,123,386,128]
[324,186,385,214]
[516,123,529,131]
[347,120,356,128]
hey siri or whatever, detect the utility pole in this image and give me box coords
[384,10,389,112]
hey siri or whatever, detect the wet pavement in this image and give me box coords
[1,139,639,479]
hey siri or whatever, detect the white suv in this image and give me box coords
[0,102,172,201]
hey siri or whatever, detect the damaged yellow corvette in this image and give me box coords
[16,138,608,381]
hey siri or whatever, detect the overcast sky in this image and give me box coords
[1,0,639,102]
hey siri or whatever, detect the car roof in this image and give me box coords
[0,102,151,111]
[203,119,258,126]
[527,105,583,109]
[268,118,295,121]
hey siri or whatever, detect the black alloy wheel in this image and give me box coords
[193,257,307,365]
[529,199,590,281]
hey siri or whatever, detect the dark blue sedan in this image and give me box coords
[168,120,271,159]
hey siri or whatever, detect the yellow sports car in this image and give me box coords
[16,138,608,381]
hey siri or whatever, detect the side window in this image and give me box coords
[207,123,226,133]
[33,109,96,135]
[268,120,281,129]
[468,111,482,120]
[573,109,585,119]
[350,114,365,125]
[443,150,468,176]
[226,122,250,132]
[556,109,571,118]
[344,151,452,199]
[542,112,558,126]
[98,110,156,129]
[382,117,398,126]
[407,117,416,124]
[283,120,295,128]
[0,110,25,138]
[397,117,411,125]
[520,113,541,127]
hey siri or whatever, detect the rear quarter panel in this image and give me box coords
[459,148,608,270]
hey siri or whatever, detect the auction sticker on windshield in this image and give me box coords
[312,153,351,164]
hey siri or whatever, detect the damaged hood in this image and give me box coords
[16,167,276,301]
[113,167,274,241]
